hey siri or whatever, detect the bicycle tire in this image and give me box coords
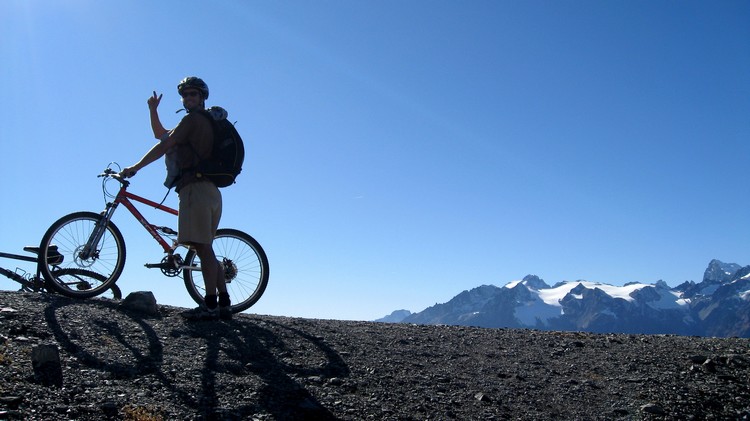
[109,283,123,300]
[39,211,126,299]
[49,268,122,300]
[183,228,269,313]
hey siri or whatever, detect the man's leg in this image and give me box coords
[178,182,227,320]
[193,242,225,298]
[193,242,231,319]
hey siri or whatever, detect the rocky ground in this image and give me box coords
[0,290,749,420]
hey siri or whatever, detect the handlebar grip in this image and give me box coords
[98,167,130,186]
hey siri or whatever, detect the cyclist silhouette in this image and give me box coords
[122,76,231,321]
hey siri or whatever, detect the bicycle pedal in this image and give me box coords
[145,262,171,269]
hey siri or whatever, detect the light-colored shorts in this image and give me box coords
[178,181,222,245]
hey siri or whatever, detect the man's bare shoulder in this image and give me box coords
[174,112,210,134]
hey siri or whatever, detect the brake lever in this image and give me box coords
[98,168,117,178]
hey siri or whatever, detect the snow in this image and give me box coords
[535,284,573,306]
[506,280,690,310]
[504,280,523,289]
[534,281,649,307]
[514,297,563,326]
[501,279,692,326]
[646,290,686,310]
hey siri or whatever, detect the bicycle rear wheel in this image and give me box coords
[39,211,126,299]
[50,268,122,299]
[183,228,269,313]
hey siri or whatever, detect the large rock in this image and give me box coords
[119,291,159,316]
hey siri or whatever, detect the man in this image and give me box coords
[121,76,231,321]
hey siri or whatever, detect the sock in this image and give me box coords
[218,292,231,307]
[205,295,218,309]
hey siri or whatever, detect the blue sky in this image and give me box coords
[1,1,749,321]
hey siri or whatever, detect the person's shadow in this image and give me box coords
[44,299,347,420]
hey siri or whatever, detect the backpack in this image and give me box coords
[193,106,245,187]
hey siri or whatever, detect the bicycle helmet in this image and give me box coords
[177,76,209,100]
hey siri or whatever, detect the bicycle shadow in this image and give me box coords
[43,300,348,420]
[43,299,163,379]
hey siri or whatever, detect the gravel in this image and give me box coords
[1,290,749,420]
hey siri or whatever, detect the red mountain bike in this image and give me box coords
[36,165,269,313]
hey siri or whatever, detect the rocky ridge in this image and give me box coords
[1,290,749,420]
[397,260,750,337]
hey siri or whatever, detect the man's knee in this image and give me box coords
[192,242,212,255]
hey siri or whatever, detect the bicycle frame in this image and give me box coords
[83,176,198,273]
[0,251,38,264]
[0,250,47,291]
[112,186,179,253]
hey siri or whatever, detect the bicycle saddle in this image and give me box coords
[23,245,64,265]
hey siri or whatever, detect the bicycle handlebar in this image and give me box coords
[99,167,130,187]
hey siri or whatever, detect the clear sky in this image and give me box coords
[1,1,749,321]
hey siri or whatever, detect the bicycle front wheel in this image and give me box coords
[39,211,126,298]
[183,228,269,313]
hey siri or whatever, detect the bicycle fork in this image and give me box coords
[79,202,119,261]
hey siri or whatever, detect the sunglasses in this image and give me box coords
[181,90,201,98]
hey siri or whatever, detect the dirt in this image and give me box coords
[0,290,749,420]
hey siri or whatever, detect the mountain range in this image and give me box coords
[376,260,750,337]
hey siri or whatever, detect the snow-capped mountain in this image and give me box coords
[384,260,750,337]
